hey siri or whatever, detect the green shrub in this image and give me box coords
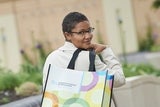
[138,24,154,52]
[0,36,48,91]
[0,97,10,104]
[0,70,42,91]
[0,72,21,91]
[123,63,160,77]
[17,72,42,85]
[15,82,40,96]
[152,0,160,9]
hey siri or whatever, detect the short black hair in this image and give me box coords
[62,12,89,33]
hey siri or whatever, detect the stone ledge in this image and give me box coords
[1,94,42,107]
[114,75,160,90]
[113,76,160,107]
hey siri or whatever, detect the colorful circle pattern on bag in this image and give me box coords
[43,71,110,107]
[63,98,89,107]
[84,83,104,106]
[81,72,99,91]
[44,91,59,107]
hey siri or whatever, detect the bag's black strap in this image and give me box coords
[89,50,96,71]
[67,48,96,71]
[67,48,82,69]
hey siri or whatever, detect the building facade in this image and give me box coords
[0,0,159,71]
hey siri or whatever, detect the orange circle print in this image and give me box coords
[44,91,59,107]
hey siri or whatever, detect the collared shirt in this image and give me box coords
[43,42,125,88]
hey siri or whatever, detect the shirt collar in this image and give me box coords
[58,41,78,51]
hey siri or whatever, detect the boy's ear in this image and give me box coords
[64,32,71,41]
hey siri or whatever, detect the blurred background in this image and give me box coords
[0,0,160,107]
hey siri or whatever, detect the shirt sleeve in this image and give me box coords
[95,46,126,87]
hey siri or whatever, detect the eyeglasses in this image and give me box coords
[70,27,95,36]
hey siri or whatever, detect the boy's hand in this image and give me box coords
[89,43,106,54]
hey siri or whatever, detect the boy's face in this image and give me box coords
[66,21,94,49]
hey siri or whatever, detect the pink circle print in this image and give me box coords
[81,72,99,91]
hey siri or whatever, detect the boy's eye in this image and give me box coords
[77,31,86,35]
[70,27,95,35]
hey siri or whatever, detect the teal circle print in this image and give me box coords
[63,98,89,107]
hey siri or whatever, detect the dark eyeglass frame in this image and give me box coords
[70,27,95,36]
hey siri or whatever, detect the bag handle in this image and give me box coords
[89,49,96,71]
[67,48,82,69]
[67,48,96,71]
[68,49,117,107]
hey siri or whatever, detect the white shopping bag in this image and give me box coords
[41,65,114,107]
